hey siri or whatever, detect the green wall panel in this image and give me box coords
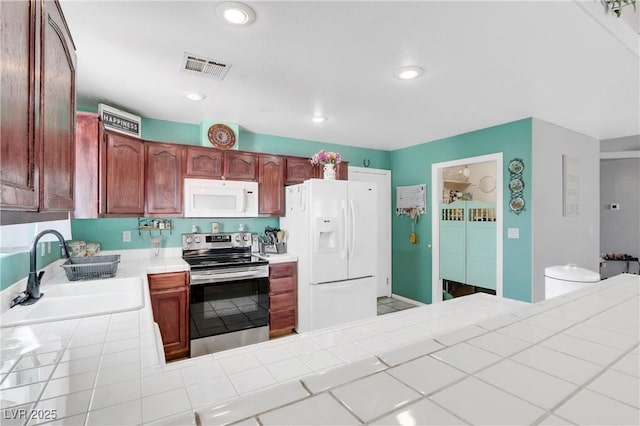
[1,245,68,291]
[71,218,279,251]
[390,118,532,303]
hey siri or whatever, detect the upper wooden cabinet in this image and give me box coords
[258,155,285,216]
[185,146,222,179]
[1,0,76,214]
[146,143,183,216]
[101,131,145,216]
[74,112,100,218]
[223,151,257,181]
[285,157,318,185]
[336,161,349,180]
[40,0,76,212]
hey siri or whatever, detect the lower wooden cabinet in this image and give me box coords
[268,262,297,338]
[148,271,190,361]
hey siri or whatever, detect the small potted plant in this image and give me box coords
[310,149,342,180]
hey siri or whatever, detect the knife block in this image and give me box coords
[261,242,287,254]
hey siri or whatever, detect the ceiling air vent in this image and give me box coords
[181,53,231,80]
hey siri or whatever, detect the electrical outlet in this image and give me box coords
[123,230,132,242]
[610,203,620,210]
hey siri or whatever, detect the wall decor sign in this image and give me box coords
[98,103,141,138]
[507,158,525,215]
[562,155,580,217]
[396,184,427,215]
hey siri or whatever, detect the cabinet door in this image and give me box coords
[0,0,38,210]
[148,272,189,361]
[146,143,183,215]
[185,146,222,179]
[103,132,145,215]
[258,155,284,216]
[40,0,76,211]
[223,151,257,181]
[336,161,349,180]
[150,288,189,361]
[268,261,297,338]
[73,112,99,218]
[285,157,317,185]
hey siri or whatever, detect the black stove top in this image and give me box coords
[184,254,267,270]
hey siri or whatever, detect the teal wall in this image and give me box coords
[71,218,278,251]
[390,118,532,303]
[1,245,65,292]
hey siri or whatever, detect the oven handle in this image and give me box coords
[190,269,268,284]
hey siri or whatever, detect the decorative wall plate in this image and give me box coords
[508,177,524,193]
[207,124,236,149]
[479,175,496,193]
[508,159,524,174]
[509,197,525,213]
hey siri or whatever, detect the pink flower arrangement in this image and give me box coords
[310,149,342,165]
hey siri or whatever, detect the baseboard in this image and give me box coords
[391,293,427,306]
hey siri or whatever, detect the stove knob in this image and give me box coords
[235,235,242,242]
[243,235,250,241]
[185,236,193,244]
[194,236,201,243]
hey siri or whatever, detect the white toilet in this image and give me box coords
[544,264,600,299]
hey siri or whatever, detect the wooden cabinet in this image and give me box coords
[74,112,99,218]
[258,155,285,216]
[185,146,222,179]
[336,161,349,180]
[40,0,76,211]
[285,157,349,185]
[146,143,183,216]
[268,262,297,338]
[285,157,318,185]
[148,272,190,361]
[223,151,257,181]
[101,131,145,215]
[1,0,76,215]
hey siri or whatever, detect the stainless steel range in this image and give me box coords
[182,232,269,356]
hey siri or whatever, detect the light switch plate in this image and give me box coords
[123,230,131,242]
[507,228,520,239]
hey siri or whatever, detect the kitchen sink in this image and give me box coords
[1,277,144,328]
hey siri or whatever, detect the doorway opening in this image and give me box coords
[431,153,504,303]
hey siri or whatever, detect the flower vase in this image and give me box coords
[323,163,336,180]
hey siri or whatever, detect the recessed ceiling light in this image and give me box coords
[394,66,423,80]
[312,115,328,123]
[216,2,256,25]
[183,91,207,101]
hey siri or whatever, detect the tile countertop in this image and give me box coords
[0,257,637,425]
[256,253,298,264]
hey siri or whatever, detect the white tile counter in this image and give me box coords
[256,253,298,264]
[1,260,638,425]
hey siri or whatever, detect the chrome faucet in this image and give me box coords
[10,229,70,307]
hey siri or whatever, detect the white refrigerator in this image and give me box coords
[281,179,378,333]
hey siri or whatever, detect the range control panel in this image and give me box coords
[181,232,252,250]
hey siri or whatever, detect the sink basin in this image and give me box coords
[1,277,144,328]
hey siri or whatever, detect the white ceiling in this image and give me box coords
[60,1,640,151]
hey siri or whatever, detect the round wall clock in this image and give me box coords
[207,124,236,149]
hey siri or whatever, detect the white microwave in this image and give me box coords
[184,178,259,218]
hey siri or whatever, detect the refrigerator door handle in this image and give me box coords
[341,200,348,260]
[349,199,356,259]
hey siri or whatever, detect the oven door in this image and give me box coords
[189,276,269,340]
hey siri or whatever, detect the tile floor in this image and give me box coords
[376,297,418,315]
